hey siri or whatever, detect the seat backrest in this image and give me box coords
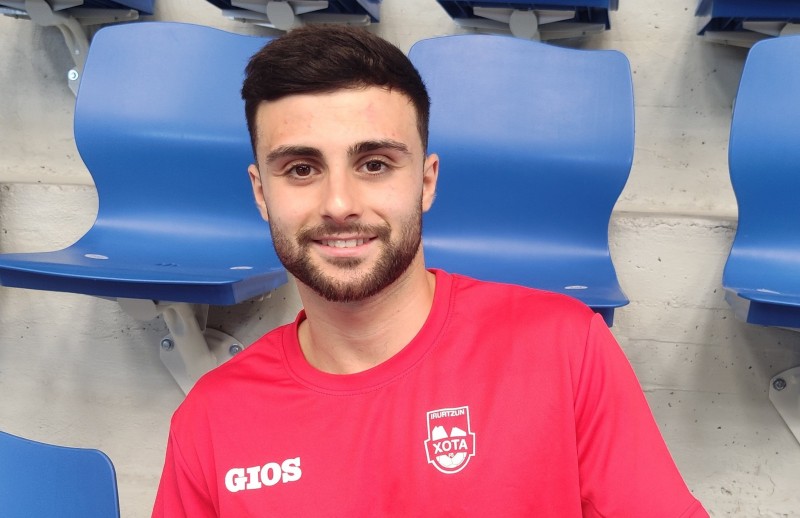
[409,35,633,302]
[0,430,120,518]
[88,0,154,13]
[435,0,617,17]
[203,0,381,21]
[697,0,800,19]
[437,0,614,6]
[73,22,272,256]
[723,34,800,293]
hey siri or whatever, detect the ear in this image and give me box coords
[421,153,439,213]
[248,163,269,222]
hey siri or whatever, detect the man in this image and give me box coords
[153,26,708,517]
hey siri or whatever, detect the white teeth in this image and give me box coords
[322,239,365,248]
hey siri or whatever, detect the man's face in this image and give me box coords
[249,87,438,302]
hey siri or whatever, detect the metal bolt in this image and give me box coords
[160,338,174,351]
[229,344,243,356]
[773,378,787,391]
[67,69,79,82]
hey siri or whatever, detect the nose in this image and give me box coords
[320,168,361,224]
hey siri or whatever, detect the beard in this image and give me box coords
[269,205,423,303]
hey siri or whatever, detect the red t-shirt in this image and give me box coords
[153,270,708,517]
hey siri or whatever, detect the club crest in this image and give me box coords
[424,406,476,474]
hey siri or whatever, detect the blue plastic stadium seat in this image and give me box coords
[722,34,800,443]
[723,35,800,329]
[204,0,381,31]
[0,430,120,518]
[0,0,153,13]
[696,0,800,46]
[409,34,632,326]
[434,0,618,40]
[0,22,286,392]
[79,0,153,12]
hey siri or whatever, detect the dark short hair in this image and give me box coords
[242,25,430,157]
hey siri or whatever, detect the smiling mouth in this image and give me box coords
[318,238,373,248]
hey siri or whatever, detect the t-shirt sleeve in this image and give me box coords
[574,313,709,518]
[152,425,218,518]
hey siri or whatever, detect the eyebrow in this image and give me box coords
[264,139,412,167]
[348,139,412,157]
[264,145,323,166]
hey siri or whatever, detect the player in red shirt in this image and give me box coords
[153,25,708,517]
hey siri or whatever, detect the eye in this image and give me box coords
[362,160,388,174]
[288,163,314,178]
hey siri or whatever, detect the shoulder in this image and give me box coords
[435,271,608,367]
[444,271,596,323]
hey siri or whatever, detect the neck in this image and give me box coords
[295,255,436,374]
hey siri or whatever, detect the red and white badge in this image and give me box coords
[424,406,476,474]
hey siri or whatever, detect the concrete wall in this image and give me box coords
[1,0,799,516]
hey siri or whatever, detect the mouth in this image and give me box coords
[317,237,374,249]
[298,223,388,255]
